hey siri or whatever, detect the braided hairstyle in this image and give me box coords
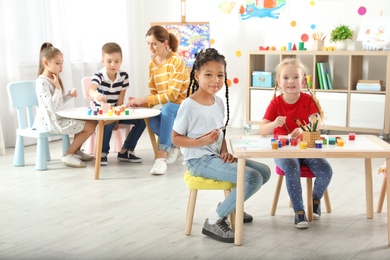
[187,48,230,130]
[273,58,324,119]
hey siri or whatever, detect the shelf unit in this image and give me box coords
[247,50,390,135]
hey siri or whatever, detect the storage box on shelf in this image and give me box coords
[246,50,390,135]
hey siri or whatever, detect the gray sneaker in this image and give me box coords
[202,218,234,243]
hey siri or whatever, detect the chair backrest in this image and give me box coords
[7,80,38,129]
[81,76,94,105]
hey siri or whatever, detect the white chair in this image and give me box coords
[81,76,132,154]
[7,80,70,170]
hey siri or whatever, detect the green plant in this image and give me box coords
[330,24,353,42]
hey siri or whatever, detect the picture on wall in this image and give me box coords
[357,16,390,51]
[152,22,210,67]
[239,0,289,20]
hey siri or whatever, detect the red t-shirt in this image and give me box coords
[263,92,319,136]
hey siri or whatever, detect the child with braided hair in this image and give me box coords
[172,48,270,243]
[259,58,333,229]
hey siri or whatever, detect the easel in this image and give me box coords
[181,0,186,22]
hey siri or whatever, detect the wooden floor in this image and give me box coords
[0,128,390,260]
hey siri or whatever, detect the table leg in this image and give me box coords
[234,158,245,246]
[386,158,390,245]
[364,158,373,219]
[94,121,104,180]
[144,118,158,158]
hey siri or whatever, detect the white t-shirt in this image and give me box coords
[173,95,225,162]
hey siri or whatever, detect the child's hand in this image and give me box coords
[220,152,236,163]
[68,88,77,97]
[290,127,302,139]
[96,93,106,103]
[47,74,61,90]
[274,116,286,128]
[197,128,220,144]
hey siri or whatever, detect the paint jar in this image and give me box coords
[243,124,252,136]
[98,109,103,115]
[337,138,344,146]
[279,137,287,146]
[290,139,298,146]
[321,137,327,145]
[87,107,92,115]
[349,133,356,141]
[315,140,323,149]
[300,141,307,149]
[102,103,110,113]
[271,141,278,149]
[328,137,336,145]
[125,109,130,115]
[278,140,283,148]
[108,109,113,116]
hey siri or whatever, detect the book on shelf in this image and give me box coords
[316,63,324,90]
[316,62,333,90]
[356,80,384,91]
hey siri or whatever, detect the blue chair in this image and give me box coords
[7,80,70,170]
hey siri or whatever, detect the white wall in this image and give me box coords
[2,0,389,148]
[132,0,389,127]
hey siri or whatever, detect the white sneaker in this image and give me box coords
[75,150,94,161]
[150,158,167,175]
[61,154,86,168]
[166,148,182,165]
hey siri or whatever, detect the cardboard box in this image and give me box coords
[252,71,274,87]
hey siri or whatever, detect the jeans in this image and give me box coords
[274,158,333,212]
[186,154,271,218]
[149,102,179,152]
[102,119,146,154]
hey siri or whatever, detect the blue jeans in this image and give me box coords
[274,158,333,212]
[186,155,271,218]
[102,119,146,154]
[149,103,179,152]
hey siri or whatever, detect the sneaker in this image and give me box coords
[313,199,321,220]
[100,153,108,166]
[117,150,142,163]
[75,150,94,161]
[243,212,253,223]
[202,218,234,243]
[150,158,167,175]
[294,210,309,229]
[61,154,86,168]
[166,148,182,165]
[218,202,253,223]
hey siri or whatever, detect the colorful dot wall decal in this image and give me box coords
[233,78,239,84]
[291,21,297,27]
[301,34,309,42]
[310,1,315,6]
[236,51,241,57]
[358,6,366,15]
[311,24,316,30]
[227,79,232,87]
[210,39,215,44]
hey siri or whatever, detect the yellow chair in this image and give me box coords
[184,171,236,235]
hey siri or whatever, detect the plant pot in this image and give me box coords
[335,40,349,51]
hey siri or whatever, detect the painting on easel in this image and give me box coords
[152,22,210,67]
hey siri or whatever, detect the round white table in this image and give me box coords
[57,107,161,179]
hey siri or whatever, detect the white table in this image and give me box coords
[229,135,390,246]
[57,107,161,179]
